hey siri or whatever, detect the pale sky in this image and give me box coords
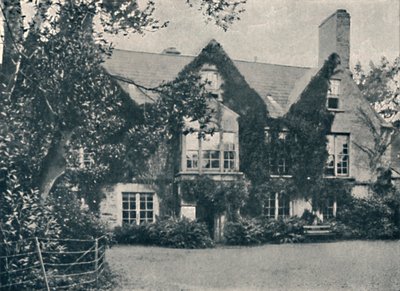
[109,0,400,70]
[1,0,399,70]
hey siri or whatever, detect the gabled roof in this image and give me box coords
[103,48,311,118]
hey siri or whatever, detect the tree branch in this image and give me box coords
[110,74,162,93]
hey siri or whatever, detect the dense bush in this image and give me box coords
[113,218,214,248]
[337,196,399,239]
[223,218,264,245]
[223,217,306,245]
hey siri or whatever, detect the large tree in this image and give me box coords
[354,57,400,127]
[0,0,246,205]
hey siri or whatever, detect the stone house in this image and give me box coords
[99,9,394,230]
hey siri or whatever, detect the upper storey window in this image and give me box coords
[327,79,340,110]
[201,65,221,100]
[184,132,238,173]
[325,134,349,177]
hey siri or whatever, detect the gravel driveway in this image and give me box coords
[106,241,400,290]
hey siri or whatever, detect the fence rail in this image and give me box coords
[0,236,108,290]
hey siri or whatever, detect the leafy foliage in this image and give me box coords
[180,175,249,219]
[113,218,214,248]
[336,196,399,239]
[283,54,339,205]
[223,217,306,245]
[178,40,269,184]
[354,57,400,127]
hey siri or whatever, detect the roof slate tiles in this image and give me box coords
[103,49,311,118]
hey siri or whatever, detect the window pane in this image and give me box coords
[122,192,137,225]
[265,195,276,219]
[186,150,198,169]
[202,150,220,170]
[211,151,220,159]
[327,97,339,109]
[336,135,349,176]
[139,194,154,223]
[211,160,220,168]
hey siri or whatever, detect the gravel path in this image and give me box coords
[106,241,400,290]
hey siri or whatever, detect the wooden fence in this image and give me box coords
[0,236,107,290]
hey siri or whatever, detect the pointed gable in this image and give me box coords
[102,41,311,118]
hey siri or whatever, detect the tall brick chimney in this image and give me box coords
[318,9,350,69]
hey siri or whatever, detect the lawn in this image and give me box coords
[106,241,400,290]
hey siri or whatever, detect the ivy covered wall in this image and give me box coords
[176,42,361,215]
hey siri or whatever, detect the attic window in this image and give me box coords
[327,79,340,110]
[201,65,221,100]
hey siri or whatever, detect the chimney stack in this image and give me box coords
[318,9,350,69]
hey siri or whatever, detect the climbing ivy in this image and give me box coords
[180,176,249,223]
[284,54,351,208]
[243,54,353,213]
[177,43,352,213]
[178,40,269,183]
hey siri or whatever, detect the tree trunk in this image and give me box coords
[37,130,72,200]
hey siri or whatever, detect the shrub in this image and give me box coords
[261,216,305,243]
[223,217,306,245]
[337,196,399,239]
[113,218,214,249]
[224,218,264,245]
[157,218,214,248]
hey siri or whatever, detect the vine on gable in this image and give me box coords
[246,54,353,212]
[282,53,351,208]
[178,40,269,183]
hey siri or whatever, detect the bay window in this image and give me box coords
[184,131,238,172]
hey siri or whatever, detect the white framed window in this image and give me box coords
[185,133,199,170]
[122,192,137,225]
[122,192,155,225]
[186,151,199,169]
[264,194,276,219]
[325,134,350,177]
[139,194,154,224]
[202,150,220,170]
[223,132,236,171]
[223,143,235,170]
[184,132,238,172]
[327,79,340,110]
[264,193,290,219]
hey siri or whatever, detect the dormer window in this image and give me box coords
[327,79,340,110]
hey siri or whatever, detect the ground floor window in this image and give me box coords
[264,193,290,219]
[122,192,154,225]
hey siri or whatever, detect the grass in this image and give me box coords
[106,240,400,290]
